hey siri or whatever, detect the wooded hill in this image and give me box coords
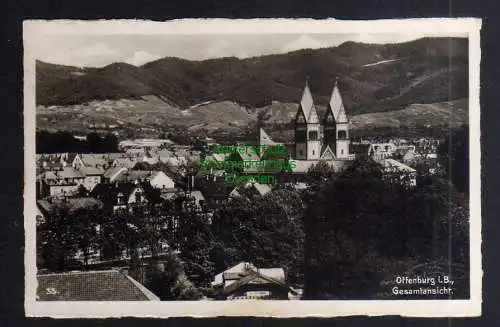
[36,37,468,116]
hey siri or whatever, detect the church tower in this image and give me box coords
[323,79,350,159]
[295,79,321,160]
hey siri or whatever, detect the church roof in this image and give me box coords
[259,128,277,146]
[320,144,336,160]
[327,80,348,124]
[298,82,319,124]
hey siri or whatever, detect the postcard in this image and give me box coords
[24,18,482,317]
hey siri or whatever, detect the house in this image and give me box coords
[140,154,159,165]
[91,182,162,212]
[35,204,46,226]
[203,152,230,163]
[103,166,128,183]
[157,149,175,164]
[211,262,295,300]
[292,159,347,174]
[230,183,273,198]
[187,190,206,210]
[36,197,104,217]
[40,167,85,197]
[72,154,106,169]
[260,128,282,147]
[379,158,417,187]
[369,142,397,160]
[37,153,76,170]
[125,148,147,157]
[160,189,207,212]
[36,270,159,301]
[106,152,126,161]
[350,143,372,159]
[197,179,234,209]
[159,187,181,201]
[115,170,175,189]
[112,157,138,169]
[79,166,105,191]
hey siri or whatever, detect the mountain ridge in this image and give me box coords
[36,37,468,116]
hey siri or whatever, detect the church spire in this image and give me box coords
[328,77,348,123]
[299,78,319,124]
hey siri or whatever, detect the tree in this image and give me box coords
[37,205,74,271]
[103,133,119,152]
[302,157,470,299]
[439,125,469,194]
[212,188,305,286]
[133,162,153,170]
[306,161,337,184]
[145,251,202,300]
[86,132,102,153]
[177,198,216,287]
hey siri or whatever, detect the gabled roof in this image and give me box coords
[246,182,272,196]
[327,80,348,124]
[37,270,159,301]
[260,128,277,146]
[57,167,85,179]
[235,150,261,162]
[79,154,109,167]
[320,144,336,160]
[80,166,105,176]
[189,190,206,203]
[42,171,58,180]
[91,182,138,204]
[211,153,229,162]
[219,266,294,297]
[157,149,174,158]
[36,197,104,215]
[104,166,128,179]
[112,157,137,169]
[107,153,126,160]
[298,82,319,124]
[379,158,416,173]
[119,170,157,182]
[212,262,255,286]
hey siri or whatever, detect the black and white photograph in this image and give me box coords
[23,18,482,317]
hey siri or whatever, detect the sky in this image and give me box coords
[35,33,428,68]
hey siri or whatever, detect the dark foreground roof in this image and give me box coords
[37,270,160,301]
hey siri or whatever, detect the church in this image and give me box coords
[294,79,353,162]
[258,79,354,173]
[257,78,416,184]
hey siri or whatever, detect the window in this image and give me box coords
[299,150,304,156]
[341,149,344,155]
[295,130,307,142]
[384,145,389,151]
[312,150,315,155]
[135,191,142,203]
[338,130,347,139]
[117,192,124,205]
[308,131,318,140]
[326,112,334,123]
